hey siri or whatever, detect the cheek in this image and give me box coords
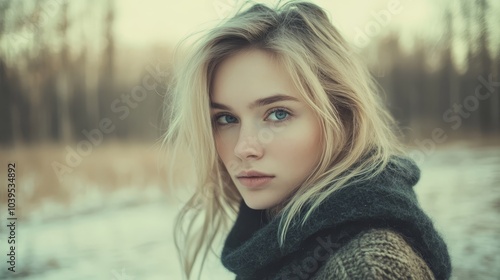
[273,135,319,163]
[271,121,321,161]
[215,135,243,176]
[214,136,225,158]
[214,133,234,164]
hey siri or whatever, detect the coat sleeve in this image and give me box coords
[312,228,436,280]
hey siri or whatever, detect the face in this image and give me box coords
[210,49,323,210]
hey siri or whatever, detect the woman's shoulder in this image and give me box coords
[312,228,436,280]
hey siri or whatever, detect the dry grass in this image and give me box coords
[0,141,191,219]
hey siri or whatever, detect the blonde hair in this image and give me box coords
[162,0,407,279]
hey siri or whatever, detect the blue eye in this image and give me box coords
[267,109,290,121]
[212,107,292,127]
[214,114,237,125]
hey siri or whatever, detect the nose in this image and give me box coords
[233,133,264,160]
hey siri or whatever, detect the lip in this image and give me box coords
[237,170,274,178]
[237,176,274,188]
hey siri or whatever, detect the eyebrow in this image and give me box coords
[210,94,299,110]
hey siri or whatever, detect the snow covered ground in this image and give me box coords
[415,144,500,280]
[1,144,499,279]
[0,187,234,280]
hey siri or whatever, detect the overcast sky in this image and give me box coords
[2,0,498,71]
[114,0,441,48]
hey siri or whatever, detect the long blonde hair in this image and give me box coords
[162,0,407,279]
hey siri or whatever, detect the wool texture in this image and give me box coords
[312,228,437,279]
[220,156,452,280]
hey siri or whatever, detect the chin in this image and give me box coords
[243,198,276,210]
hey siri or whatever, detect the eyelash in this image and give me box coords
[212,107,293,127]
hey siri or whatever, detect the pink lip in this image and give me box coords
[237,170,274,178]
[237,176,274,188]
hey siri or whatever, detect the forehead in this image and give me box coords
[211,49,299,103]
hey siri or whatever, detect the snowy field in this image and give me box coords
[0,143,499,280]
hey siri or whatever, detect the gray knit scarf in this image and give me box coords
[221,156,452,279]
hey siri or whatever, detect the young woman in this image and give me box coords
[163,1,452,279]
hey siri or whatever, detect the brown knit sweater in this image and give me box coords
[312,228,436,280]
